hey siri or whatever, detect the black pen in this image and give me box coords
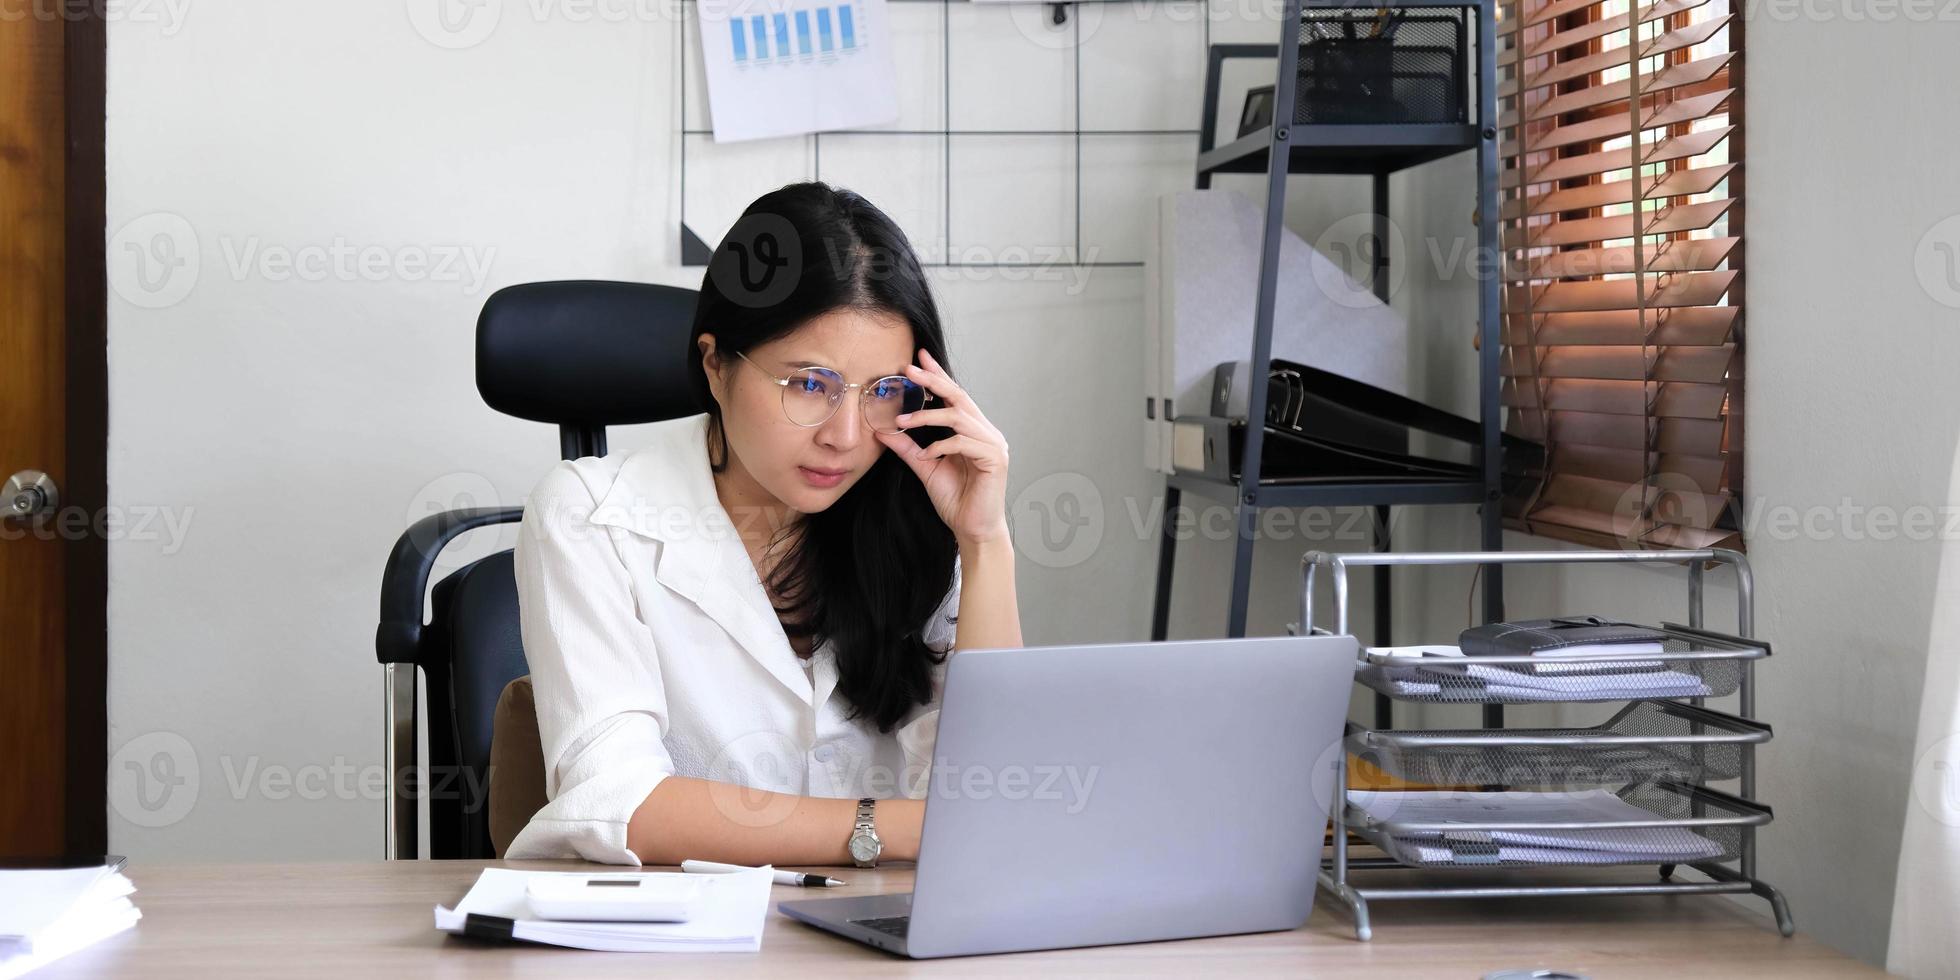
[680,859,846,887]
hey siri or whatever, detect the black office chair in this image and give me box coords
[374,280,702,859]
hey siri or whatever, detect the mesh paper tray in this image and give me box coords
[1294,11,1468,125]
[1354,623,1768,705]
[1347,700,1772,787]
[1345,780,1771,869]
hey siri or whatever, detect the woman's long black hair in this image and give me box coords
[687,181,959,733]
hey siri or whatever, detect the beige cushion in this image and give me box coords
[488,675,548,857]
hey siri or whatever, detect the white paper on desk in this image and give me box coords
[696,0,898,142]
[0,867,141,980]
[434,867,773,952]
[0,866,136,950]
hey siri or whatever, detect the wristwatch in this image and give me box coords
[848,797,882,868]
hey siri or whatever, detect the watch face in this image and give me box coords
[849,835,878,862]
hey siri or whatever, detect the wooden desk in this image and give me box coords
[38,861,1872,977]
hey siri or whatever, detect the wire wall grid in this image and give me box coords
[676,0,1213,268]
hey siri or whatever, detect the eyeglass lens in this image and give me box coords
[780,367,928,433]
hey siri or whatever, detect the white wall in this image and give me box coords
[101,1,1289,860]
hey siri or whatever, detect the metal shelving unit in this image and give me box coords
[1300,549,1795,941]
[1151,0,1507,733]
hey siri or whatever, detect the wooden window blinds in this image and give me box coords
[1497,0,1743,549]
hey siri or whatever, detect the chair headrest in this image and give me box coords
[476,280,703,426]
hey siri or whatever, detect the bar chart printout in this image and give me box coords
[698,0,897,142]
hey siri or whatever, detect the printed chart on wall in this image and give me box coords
[697,0,899,142]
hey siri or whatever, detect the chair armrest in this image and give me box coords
[376,506,525,665]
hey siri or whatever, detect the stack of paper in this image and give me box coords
[1350,789,1727,864]
[0,863,141,979]
[1366,645,1712,701]
[434,867,773,952]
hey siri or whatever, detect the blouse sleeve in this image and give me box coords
[503,462,675,866]
[895,555,961,799]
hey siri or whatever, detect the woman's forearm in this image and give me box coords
[623,541,1013,867]
[626,776,925,866]
[954,533,1022,652]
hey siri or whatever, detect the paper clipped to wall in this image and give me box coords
[697,0,899,142]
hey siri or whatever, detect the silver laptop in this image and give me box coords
[778,634,1356,958]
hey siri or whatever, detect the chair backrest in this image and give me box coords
[424,552,527,858]
[478,279,706,459]
[379,279,701,859]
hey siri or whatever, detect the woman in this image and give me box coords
[504,181,1022,868]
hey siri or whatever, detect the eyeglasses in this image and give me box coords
[735,350,935,434]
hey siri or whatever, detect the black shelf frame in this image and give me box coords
[1152,0,1505,729]
[1168,472,1486,510]
[1198,122,1481,177]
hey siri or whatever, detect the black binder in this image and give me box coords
[1171,358,1539,485]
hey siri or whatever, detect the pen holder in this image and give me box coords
[1295,10,1469,125]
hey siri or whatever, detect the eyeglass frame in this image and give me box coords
[733,350,936,431]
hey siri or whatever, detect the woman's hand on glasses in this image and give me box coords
[874,347,1010,547]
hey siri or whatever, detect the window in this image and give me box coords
[1498,0,1742,549]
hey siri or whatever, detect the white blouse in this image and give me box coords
[503,412,960,865]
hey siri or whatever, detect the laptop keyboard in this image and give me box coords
[850,915,911,938]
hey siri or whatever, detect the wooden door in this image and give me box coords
[0,9,106,858]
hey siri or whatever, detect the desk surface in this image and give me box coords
[40,860,1873,978]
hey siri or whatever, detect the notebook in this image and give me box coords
[0,860,141,980]
[434,866,773,952]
